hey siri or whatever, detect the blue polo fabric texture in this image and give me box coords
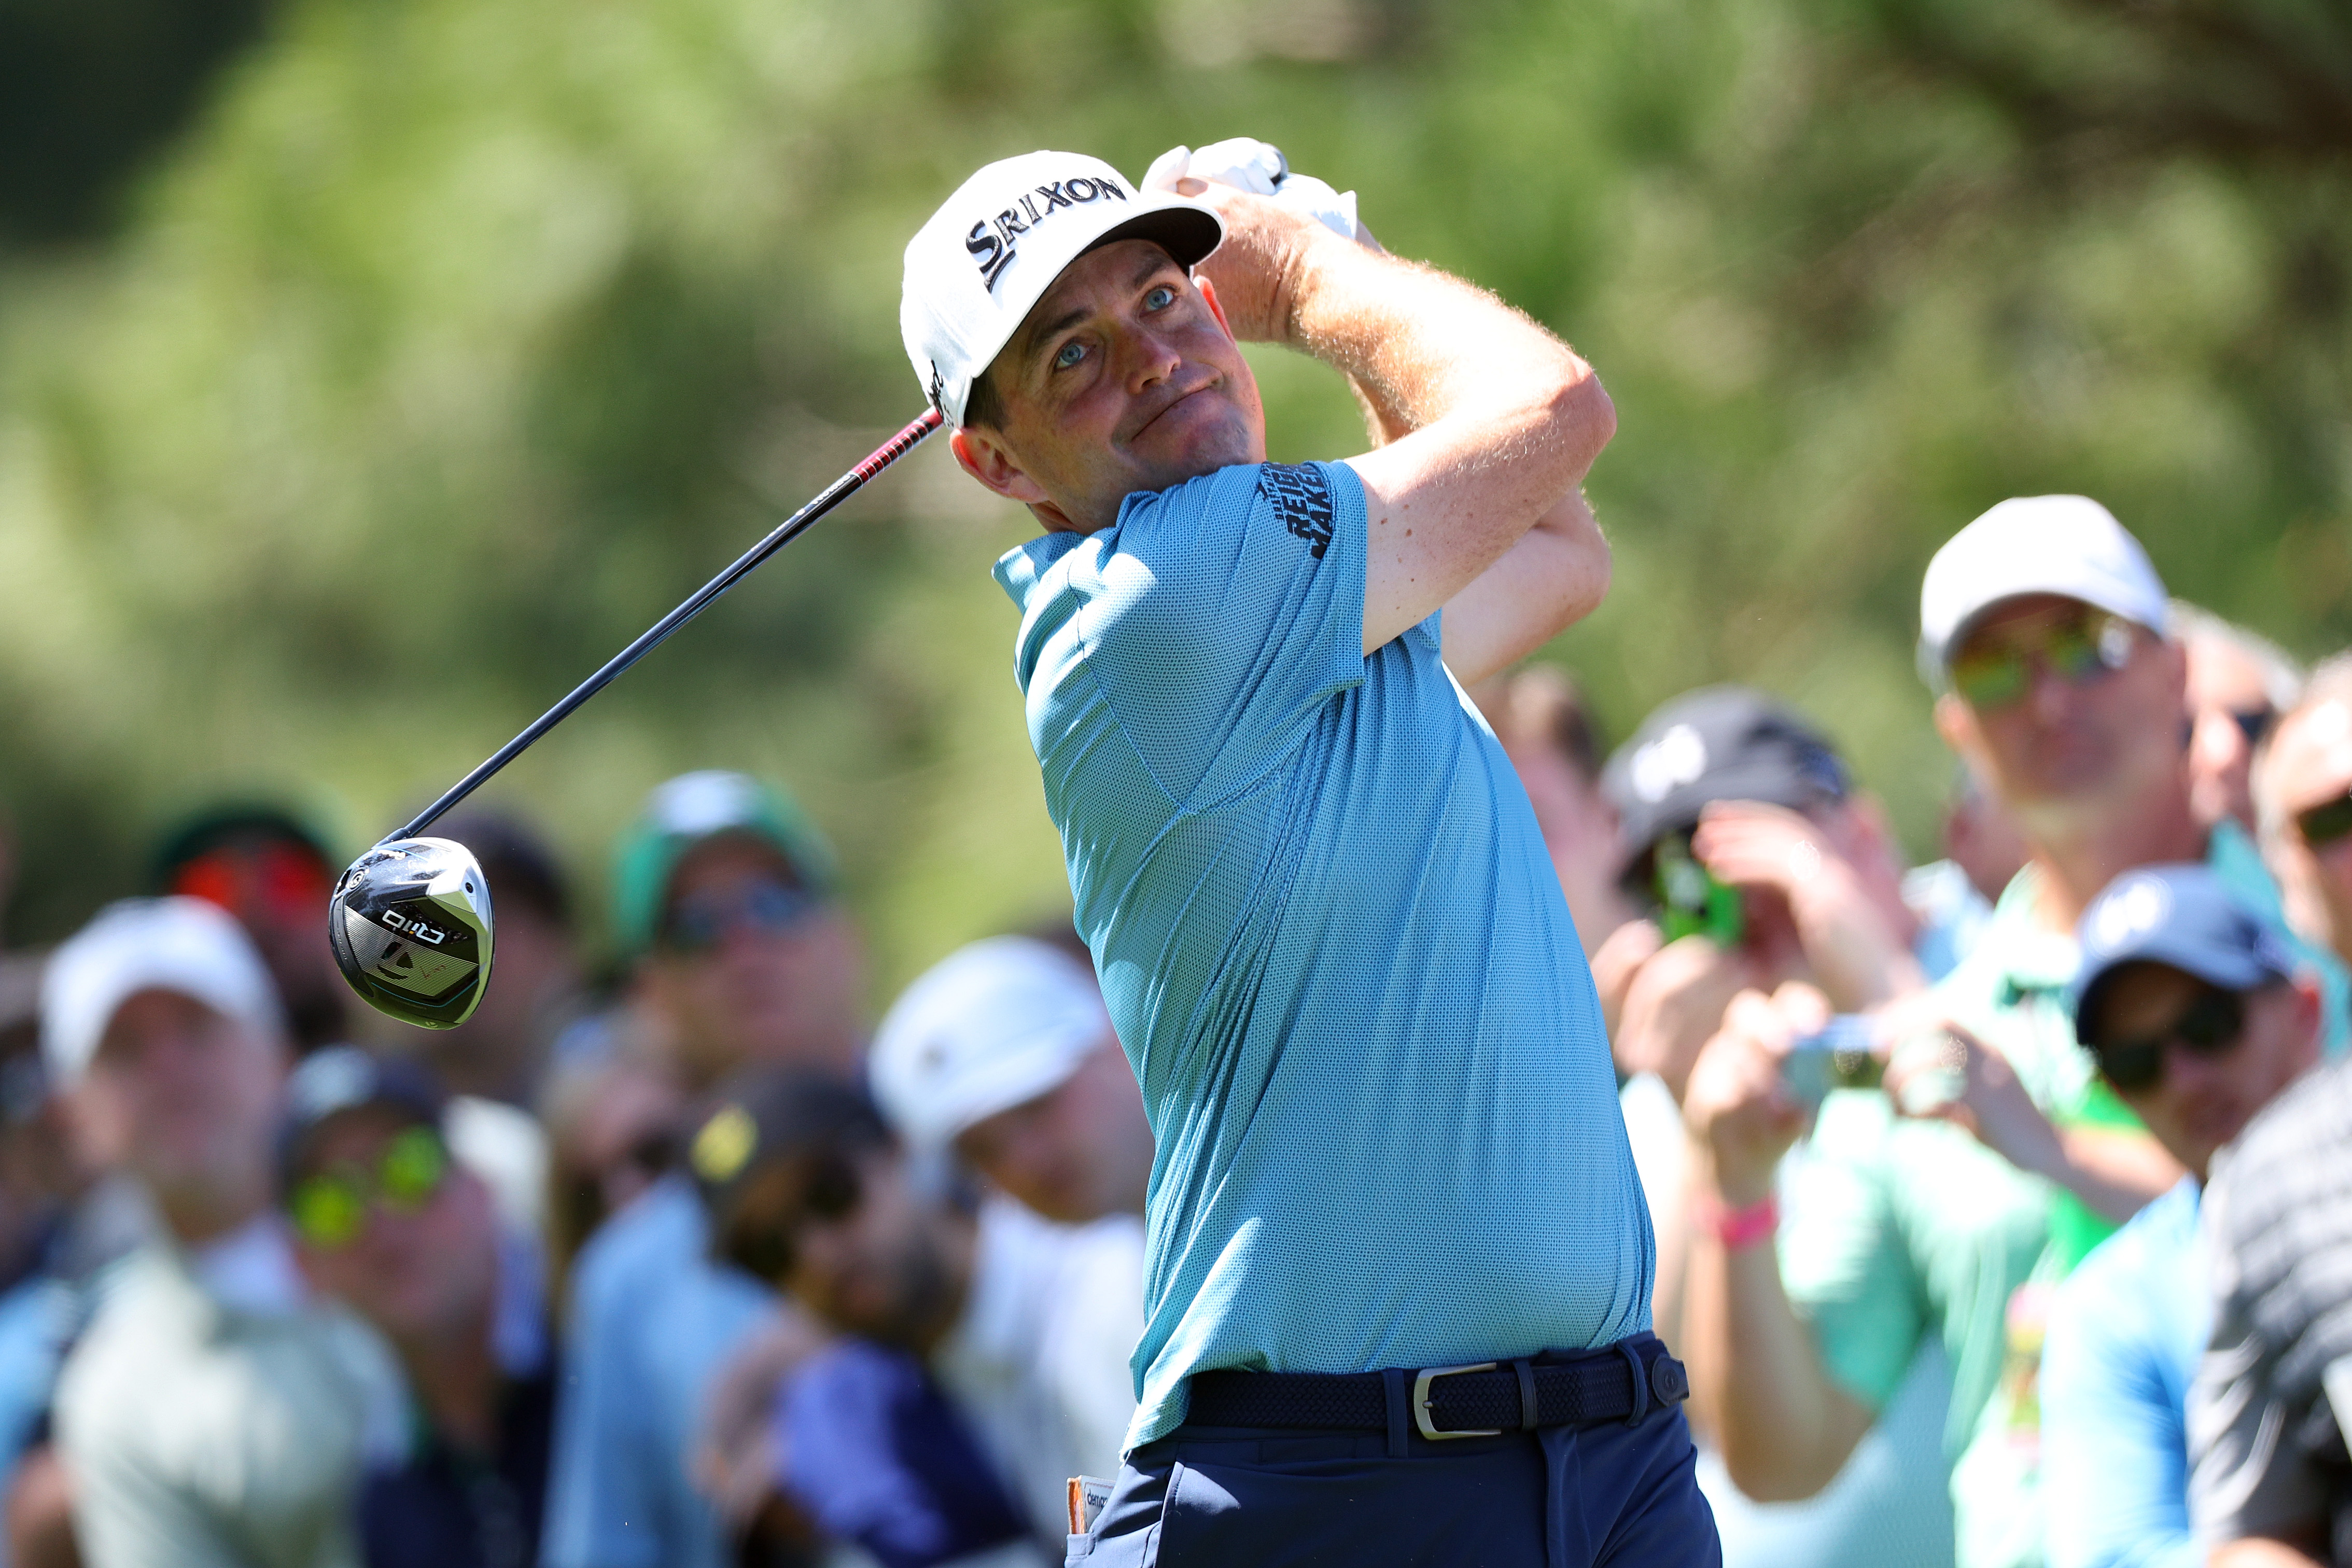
[2040,1177,2205,1568]
[995,458,1653,1453]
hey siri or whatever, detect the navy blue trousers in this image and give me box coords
[1067,1346,1720,1567]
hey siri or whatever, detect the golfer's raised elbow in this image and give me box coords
[1519,358,1615,489]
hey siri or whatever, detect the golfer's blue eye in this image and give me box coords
[1053,341,1086,370]
[1144,285,1177,310]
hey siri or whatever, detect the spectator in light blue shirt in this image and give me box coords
[2041,864,2326,1568]
[541,772,865,1568]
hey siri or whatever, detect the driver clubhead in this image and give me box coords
[328,837,494,1029]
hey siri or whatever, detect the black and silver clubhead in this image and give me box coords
[328,837,494,1029]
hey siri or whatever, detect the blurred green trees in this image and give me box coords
[2,0,2347,998]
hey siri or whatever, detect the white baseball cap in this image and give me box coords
[901,151,1223,428]
[868,936,1113,1150]
[39,897,285,1087]
[1917,495,2172,684]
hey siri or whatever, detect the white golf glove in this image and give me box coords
[1144,137,1371,247]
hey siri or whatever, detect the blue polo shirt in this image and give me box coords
[995,458,1652,1450]
[2039,1178,2206,1568]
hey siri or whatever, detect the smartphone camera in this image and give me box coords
[1780,1015,1885,1112]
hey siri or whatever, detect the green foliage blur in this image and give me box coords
[3,0,2348,1003]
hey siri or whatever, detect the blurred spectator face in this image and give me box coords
[73,989,285,1224]
[165,824,345,1050]
[1936,594,2187,829]
[639,834,865,1089]
[1943,772,2031,904]
[2186,629,2284,833]
[950,1038,1149,1224]
[2080,962,2320,1179]
[289,1105,496,1343]
[744,1145,965,1352]
[544,1053,683,1284]
[2258,687,2352,965]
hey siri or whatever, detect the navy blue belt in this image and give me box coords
[1185,1336,1690,1445]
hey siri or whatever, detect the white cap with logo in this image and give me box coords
[39,897,285,1087]
[901,150,1223,428]
[1917,494,2172,684]
[867,935,1113,1150]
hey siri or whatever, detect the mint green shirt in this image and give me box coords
[1781,823,2348,1568]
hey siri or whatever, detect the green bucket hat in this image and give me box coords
[612,771,838,957]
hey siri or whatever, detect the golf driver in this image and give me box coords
[329,408,945,1029]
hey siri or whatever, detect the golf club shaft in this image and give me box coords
[391,407,946,844]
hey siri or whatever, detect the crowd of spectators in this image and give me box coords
[0,487,2346,1568]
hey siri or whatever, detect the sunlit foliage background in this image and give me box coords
[3,0,2347,1002]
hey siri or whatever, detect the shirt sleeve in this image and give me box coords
[1777,1109,1926,1411]
[1077,461,1368,806]
[2043,1250,2200,1568]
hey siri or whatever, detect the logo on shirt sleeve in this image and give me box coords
[1257,464,1334,560]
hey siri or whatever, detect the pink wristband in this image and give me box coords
[1702,1193,1779,1251]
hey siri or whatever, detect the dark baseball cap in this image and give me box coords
[2070,865,2299,1033]
[1600,687,1851,870]
[275,1044,446,1191]
[688,1070,891,1279]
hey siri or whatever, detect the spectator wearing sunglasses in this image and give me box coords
[1677,497,2348,1568]
[696,1071,1136,1561]
[2037,866,2323,1568]
[2174,604,2304,838]
[154,805,349,1053]
[544,771,863,1568]
[280,1048,555,1568]
[2256,655,2352,975]
[43,899,401,1568]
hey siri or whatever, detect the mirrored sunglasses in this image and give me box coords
[288,1124,450,1250]
[1949,609,2137,711]
[658,879,821,956]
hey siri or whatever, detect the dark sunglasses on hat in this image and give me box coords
[2085,982,2248,1094]
[1949,606,2138,711]
[658,877,822,957]
[2297,789,2352,851]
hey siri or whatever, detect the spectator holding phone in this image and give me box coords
[2039,866,2324,1568]
[1678,497,2348,1568]
[1597,686,1928,1101]
[2255,655,2352,973]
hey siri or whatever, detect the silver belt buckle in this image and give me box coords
[1412,1362,1502,1440]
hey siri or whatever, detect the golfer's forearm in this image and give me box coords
[1286,240,1609,490]
[1684,1227,1868,1500]
[2213,1538,2328,1567]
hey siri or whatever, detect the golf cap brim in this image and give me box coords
[902,151,1223,428]
[2068,864,2299,1033]
[275,1044,446,1192]
[1917,495,2171,686]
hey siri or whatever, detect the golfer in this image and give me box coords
[901,145,1713,1565]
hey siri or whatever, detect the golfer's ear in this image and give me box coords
[1196,275,1235,341]
[950,426,1049,506]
